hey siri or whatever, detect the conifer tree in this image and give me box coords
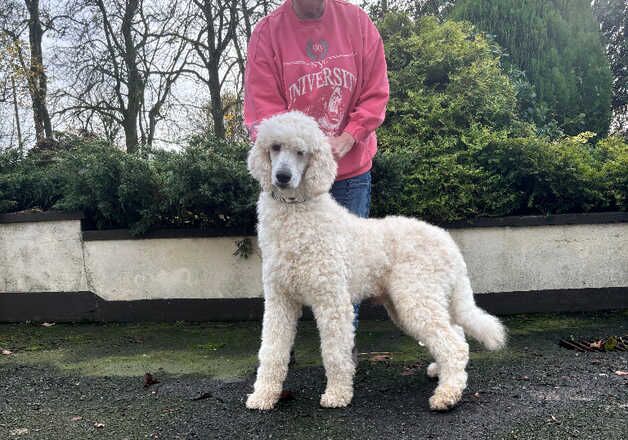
[452,0,613,135]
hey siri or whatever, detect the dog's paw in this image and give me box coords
[320,389,353,408]
[246,391,278,410]
[428,384,462,411]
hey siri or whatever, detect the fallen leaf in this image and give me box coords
[9,428,29,436]
[1,349,13,356]
[589,340,603,349]
[614,370,628,377]
[94,422,105,429]
[401,362,421,376]
[143,373,160,388]
[41,322,55,327]
[279,390,295,401]
[70,416,82,422]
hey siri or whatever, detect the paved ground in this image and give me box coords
[0,311,626,439]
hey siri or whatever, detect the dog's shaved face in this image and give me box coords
[251,111,334,196]
[269,142,312,190]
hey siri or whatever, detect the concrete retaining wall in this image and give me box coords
[83,237,262,300]
[451,223,626,293]
[1,219,88,293]
[1,211,626,319]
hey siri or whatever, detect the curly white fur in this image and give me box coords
[246,111,506,411]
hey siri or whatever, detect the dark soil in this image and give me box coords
[1,311,626,439]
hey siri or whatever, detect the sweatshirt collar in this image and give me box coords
[288,0,329,25]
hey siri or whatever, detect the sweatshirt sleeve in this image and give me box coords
[243,21,288,141]
[343,16,390,143]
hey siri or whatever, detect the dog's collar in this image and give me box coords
[271,190,307,204]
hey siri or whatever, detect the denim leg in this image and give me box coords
[330,171,371,218]
[330,171,372,330]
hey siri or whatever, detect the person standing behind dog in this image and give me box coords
[243,0,390,327]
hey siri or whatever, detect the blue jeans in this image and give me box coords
[330,170,371,329]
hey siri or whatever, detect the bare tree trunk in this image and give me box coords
[122,0,142,153]
[197,0,234,139]
[207,59,226,139]
[232,0,254,99]
[11,76,23,152]
[25,0,52,142]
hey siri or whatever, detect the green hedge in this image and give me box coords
[369,13,627,224]
[0,135,258,235]
[1,131,626,235]
[371,130,628,223]
[0,145,65,214]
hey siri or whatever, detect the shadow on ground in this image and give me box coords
[0,311,626,439]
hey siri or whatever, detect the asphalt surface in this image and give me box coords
[0,311,626,439]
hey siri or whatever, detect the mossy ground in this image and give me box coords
[1,311,626,439]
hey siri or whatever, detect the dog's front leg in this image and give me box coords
[246,292,300,410]
[312,295,356,408]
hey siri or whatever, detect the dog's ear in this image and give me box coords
[304,137,337,197]
[247,142,272,192]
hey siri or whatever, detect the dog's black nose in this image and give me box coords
[276,172,291,184]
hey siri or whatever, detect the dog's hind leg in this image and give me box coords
[388,274,469,411]
[312,292,356,408]
[380,294,405,332]
[426,325,465,379]
[383,291,464,384]
[246,293,301,410]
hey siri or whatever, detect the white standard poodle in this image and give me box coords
[245,111,506,411]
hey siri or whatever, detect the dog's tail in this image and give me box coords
[450,275,506,351]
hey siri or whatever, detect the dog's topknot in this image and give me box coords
[255,111,327,154]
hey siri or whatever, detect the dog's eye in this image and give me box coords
[271,144,281,152]
[297,150,305,156]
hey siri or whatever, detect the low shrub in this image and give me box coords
[151,135,258,233]
[0,135,258,235]
[372,130,627,222]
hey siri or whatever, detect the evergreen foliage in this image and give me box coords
[451,0,613,136]
[370,12,626,223]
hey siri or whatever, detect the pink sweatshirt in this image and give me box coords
[244,0,389,181]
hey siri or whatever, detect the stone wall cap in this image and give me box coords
[0,210,84,224]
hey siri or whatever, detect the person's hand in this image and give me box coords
[328,132,355,160]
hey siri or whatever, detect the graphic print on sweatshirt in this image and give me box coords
[284,38,357,135]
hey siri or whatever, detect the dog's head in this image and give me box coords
[247,111,337,199]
